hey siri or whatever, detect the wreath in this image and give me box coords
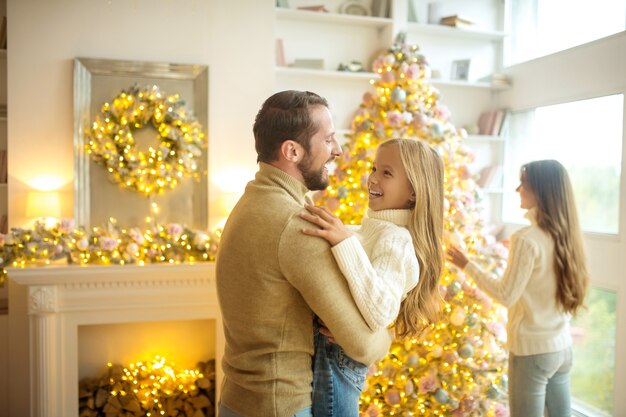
[86,85,207,195]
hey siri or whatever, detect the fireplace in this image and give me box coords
[7,263,222,417]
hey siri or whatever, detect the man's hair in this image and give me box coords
[253,90,328,163]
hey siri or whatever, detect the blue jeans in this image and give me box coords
[312,322,367,417]
[509,347,573,417]
[218,403,312,417]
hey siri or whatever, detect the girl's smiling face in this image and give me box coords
[367,144,415,211]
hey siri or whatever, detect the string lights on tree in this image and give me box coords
[314,34,511,417]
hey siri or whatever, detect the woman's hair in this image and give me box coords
[522,160,589,315]
[253,90,328,163]
[381,139,444,338]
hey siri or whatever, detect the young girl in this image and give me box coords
[300,138,444,417]
[447,159,589,417]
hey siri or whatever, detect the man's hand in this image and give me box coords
[299,204,352,246]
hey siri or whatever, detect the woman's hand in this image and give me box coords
[446,245,470,269]
[299,204,352,246]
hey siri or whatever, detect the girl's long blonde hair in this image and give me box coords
[381,139,444,338]
[522,160,589,315]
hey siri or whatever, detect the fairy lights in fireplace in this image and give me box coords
[80,356,215,416]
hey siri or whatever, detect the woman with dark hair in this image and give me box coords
[447,159,589,417]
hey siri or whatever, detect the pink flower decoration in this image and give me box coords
[167,223,183,239]
[99,237,118,251]
[495,403,510,417]
[385,389,401,405]
[418,375,437,393]
[59,219,75,233]
[386,110,402,127]
[407,63,421,80]
[365,404,380,417]
[129,228,145,244]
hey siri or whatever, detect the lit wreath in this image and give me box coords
[86,85,206,195]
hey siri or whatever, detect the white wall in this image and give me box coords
[7,0,275,230]
[495,31,626,416]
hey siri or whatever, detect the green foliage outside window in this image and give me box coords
[570,287,616,415]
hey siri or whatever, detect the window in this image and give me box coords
[507,0,626,65]
[502,94,623,234]
[570,287,617,416]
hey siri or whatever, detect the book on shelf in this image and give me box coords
[475,165,501,189]
[0,149,6,183]
[439,14,477,28]
[0,214,6,234]
[371,0,389,18]
[477,109,508,136]
[0,16,5,50]
[275,38,286,67]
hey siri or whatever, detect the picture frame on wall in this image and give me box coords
[450,59,470,81]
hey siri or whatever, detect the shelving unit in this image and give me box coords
[465,134,506,222]
[274,0,509,224]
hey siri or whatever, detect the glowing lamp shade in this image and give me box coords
[26,191,61,219]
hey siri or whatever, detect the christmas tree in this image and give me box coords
[313,34,510,416]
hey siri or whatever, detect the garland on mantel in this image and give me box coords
[0,219,220,285]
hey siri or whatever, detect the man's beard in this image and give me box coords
[298,153,328,191]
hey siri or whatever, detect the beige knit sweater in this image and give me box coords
[216,163,393,417]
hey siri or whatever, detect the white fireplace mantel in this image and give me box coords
[7,262,223,417]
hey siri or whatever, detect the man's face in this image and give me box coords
[298,105,341,191]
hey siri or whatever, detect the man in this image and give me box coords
[216,90,393,417]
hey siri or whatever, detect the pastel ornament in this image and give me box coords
[486,383,500,399]
[434,387,449,404]
[447,280,462,297]
[391,87,407,104]
[77,238,90,251]
[126,242,139,256]
[406,352,419,367]
[383,53,396,66]
[404,379,415,395]
[431,345,443,358]
[381,71,396,84]
[466,312,479,327]
[458,342,474,359]
[385,389,401,405]
[450,307,467,326]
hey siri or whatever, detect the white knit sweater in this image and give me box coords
[464,208,572,356]
[331,208,420,331]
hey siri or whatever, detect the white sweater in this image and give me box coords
[331,208,420,331]
[464,208,572,356]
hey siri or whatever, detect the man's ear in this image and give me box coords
[280,140,304,163]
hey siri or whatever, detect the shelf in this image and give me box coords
[465,134,504,142]
[276,7,392,29]
[275,66,377,81]
[275,67,509,91]
[431,79,509,90]
[406,22,507,41]
[481,188,504,194]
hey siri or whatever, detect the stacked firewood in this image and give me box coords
[79,359,215,417]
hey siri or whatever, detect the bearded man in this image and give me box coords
[216,90,393,417]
